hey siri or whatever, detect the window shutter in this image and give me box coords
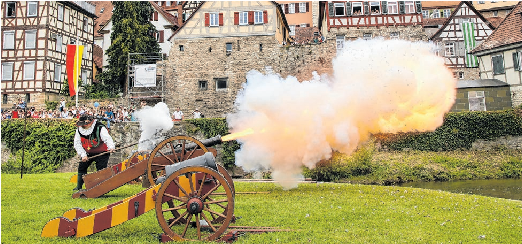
[205,13,210,26]
[415,1,422,14]
[381,1,388,14]
[285,4,289,14]
[512,53,519,71]
[248,11,254,25]
[219,13,223,26]
[306,2,309,12]
[328,3,334,17]
[159,30,164,43]
[294,3,298,14]
[399,1,405,14]
[306,23,310,27]
[263,10,268,24]
[346,2,352,16]
[154,11,158,21]
[364,1,370,15]
[234,12,239,25]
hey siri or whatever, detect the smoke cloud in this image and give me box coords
[134,102,173,151]
[226,39,456,189]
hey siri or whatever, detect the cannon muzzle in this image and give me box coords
[174,135,222,153]
[156,152,216,184]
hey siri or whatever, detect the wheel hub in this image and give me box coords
[187,197,204,214]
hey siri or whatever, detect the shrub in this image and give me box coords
[1,119,77,174]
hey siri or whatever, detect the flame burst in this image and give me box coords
[226,39,456,189]
[222,128,255,141]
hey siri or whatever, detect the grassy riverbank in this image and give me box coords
[2,173,521,243]
[304,145,522,185]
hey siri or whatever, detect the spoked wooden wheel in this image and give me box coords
[155,166,234,241]
[147,135,209,186]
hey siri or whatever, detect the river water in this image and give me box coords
[400,178,522,201]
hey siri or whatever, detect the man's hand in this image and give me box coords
[81,156,88,162]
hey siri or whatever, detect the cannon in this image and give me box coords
[70,135,233,199]
[42,135,238,241]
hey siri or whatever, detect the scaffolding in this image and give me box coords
[127,52,166,103]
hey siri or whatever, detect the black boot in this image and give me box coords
[73,173,84,191]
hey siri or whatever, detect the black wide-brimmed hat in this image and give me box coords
[77,115,94,126]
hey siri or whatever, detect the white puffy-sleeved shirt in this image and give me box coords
[73,120,115,158]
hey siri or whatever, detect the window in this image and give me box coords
[199,80,207,90]
[468,91,486,111]
[226,43,232,53]
[24,61,35,80]
[3,31,15,49]
[83,17,88,31]
[444,42,455,56]
[179,45,184,51]
[6,2,16,17]
[513,51,522,71]
[492,54,505,74]
[209,13,218,26]
[453,71,464,79]
[443,9,451,18]
[478,1,485,3]
[27,1,38,17]
[239,11,248,25]
[259,43,263,52]
[370,2,380,14]
[336,35,345,49]
[405,1,415,14]
[215,78,227,90]
[363,33,372,40]
[289,25,295,36]
[25,93,30,103]
[56,34,62,52]
[390,32,399,40]
[432,9,440,18]
[58,4,64,21]
[83,43,88,59]
[25,30,37,49]
[334,3,345,16]
[166,1,171,6]
[2,62,13,80]
[54,64,62,81]
[493,10,498,17]
[254,11,263,24]
[352,2,363,15]
[70,37,76,44]
[3,94,7,104]
[299,2,306,13]
[289,3,295,14]
[387,1,398,14]
[422,10,429,19]
[300,23,307,27]
[81,70,88,82]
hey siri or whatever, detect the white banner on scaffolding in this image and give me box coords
[134,64,157,87]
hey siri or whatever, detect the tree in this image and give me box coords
[96,1,160,94]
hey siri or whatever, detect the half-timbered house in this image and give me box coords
[165,1,294,117]
[321,1,425,52]
[429,1,495,81]
[470,1,522,107]
[1,1,96,109]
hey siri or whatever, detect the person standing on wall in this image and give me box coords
[59,97,66,112]
[73,114,115,191]
[172,106,184,121]
[192,108,203,119]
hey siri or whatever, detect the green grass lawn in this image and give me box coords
[2,173,521,243]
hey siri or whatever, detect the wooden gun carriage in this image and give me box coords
[42,135,238,242]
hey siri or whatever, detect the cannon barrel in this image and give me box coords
[174,135,222,153]
[156,152,217,184]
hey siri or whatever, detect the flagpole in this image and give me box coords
[75,36,79,108]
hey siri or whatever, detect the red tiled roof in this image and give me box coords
[93,44,103,68]
[486,17,504,29]
[422,18,447,27]
[149,1,179,26]
[472,2,522,54]
[89,1,113,37]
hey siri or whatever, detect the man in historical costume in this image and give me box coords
[73,115,115,190]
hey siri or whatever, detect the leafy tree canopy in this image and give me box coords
[97,1,160,92]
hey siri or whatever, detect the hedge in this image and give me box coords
[376,108,522,151]
[1,119,77,173]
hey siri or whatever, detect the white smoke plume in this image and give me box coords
[134,102,173,151]
[226,39,456,189]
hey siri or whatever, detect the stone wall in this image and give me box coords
[165,35,335,118]
[328,25,428,42]
[471,135,522,151]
